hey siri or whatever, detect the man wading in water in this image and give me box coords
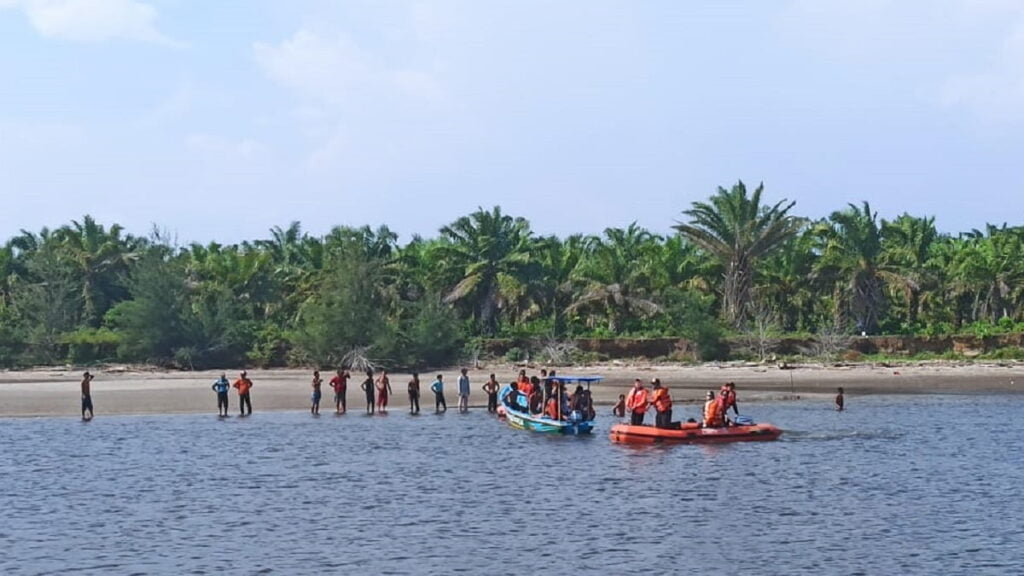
[212,372,230,416]
[408,372,421,414]
[361,369,375,415]
[81,371,94,421]
[234,371,253,416]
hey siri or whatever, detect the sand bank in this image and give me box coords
[1,361,1022,418]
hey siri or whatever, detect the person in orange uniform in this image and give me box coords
[703,390,724,427]
[625,378,648,425]
[718,382,739,419]
[234,370,254,416]
[649,378,672,428]
[543,396,560,419]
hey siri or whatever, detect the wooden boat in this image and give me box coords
[609,420,782,444]
[498,376,600,435]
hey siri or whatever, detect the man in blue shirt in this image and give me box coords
[431,374,447,413]
[212,372,230,416]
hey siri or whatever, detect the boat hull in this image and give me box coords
[505,408,594,435]
[609,422,782,444]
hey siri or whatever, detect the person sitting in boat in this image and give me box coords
[626,379,648,425]
[543,396,561,420]
[581,389,596,421]
[529,385,544,414]
[649,379,672,428]
[504,383,526,412]
[718,382,739,419]
[703,390,725,428]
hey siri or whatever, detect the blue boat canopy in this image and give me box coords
[543,376,602,384]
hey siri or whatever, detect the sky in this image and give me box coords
[1,0,1023,245]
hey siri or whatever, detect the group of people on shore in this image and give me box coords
[76,368,847,421]
[612,379,740,428]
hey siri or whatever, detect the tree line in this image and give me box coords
[2,181,1023,369]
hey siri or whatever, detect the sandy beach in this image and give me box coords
[2,361,1023,418]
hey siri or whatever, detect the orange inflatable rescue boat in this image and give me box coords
[609,420,782,444]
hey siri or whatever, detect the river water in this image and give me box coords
[2,395,1022,575]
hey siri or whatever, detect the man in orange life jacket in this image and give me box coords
[648,378,672,428]
[704,390,724,427]
[625,379,648,425]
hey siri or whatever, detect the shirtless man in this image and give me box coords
[81,371,94,421]
[311,370,323,415]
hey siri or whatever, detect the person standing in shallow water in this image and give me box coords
[234,371,253,416]
[408,372,421,414]
[835,387,845,412]
[375,370,392,413]
[361,370,375,415]
[81,371,94,421]
[431,374,447,413]
[330,368,348,414]
[212,372,230,416]
[311,370,323,415]
[482,373,499,413]
[457,368,470,413]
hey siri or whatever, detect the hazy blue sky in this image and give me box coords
[2,0,1023,244]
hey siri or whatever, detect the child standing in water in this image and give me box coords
[457,368,471,413]
[311,370,323,415]
[835,387,845,411]
[375,370,392,413]
[361,370,375,415]
[482,374,500,413]
[431,374,447,413]
[330,368,348,414]
[612,394,626,418]
[408,372,421,414]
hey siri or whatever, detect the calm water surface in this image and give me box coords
[2,395,1023,575]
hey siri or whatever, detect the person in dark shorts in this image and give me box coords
[311,370,323,415]
[408,372,421,414]
[233,371,253,416]
[361,370,375,415]
[330,368,349,414]
[81,371,94,421]
[431,374,446,413]
[212,372,230,416]
[482,373,499,413]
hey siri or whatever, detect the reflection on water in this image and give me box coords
[2,395,1023,575]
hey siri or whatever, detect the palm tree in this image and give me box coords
[55,216,137,326]
[570,223,662,333]
[533,234,587,336]
[880,214,940,328]
[816,202,904,334]
[675,181,801,327]
[947,225,1024,323]
[434,206,536,335]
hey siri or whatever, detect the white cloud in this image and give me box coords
[186,133,266,161]
[941,6,1024,123]
[1,0,176,44]
[253,28,446,169]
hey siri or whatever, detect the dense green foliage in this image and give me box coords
[3,186,1024,369]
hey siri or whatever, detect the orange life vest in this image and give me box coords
[544,398,559,419]
[650,388,672,412]
[704,399,723,427]
[626,387,648,413]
